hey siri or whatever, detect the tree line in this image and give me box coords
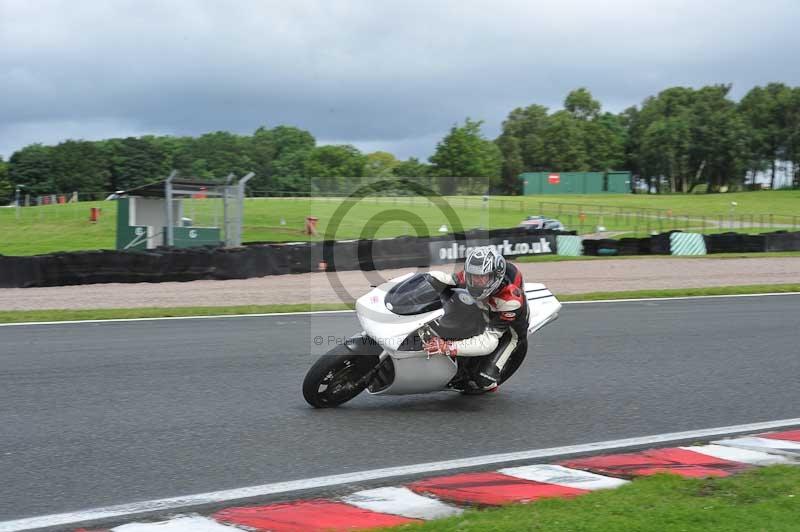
[2,82,799,200]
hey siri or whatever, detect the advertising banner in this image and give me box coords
[428,235,557,264]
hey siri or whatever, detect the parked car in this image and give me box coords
[519,215,565,232]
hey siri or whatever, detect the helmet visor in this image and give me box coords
[466,272,494,288]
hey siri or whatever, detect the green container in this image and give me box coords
[521,171,631,195]
[171,227,222,248]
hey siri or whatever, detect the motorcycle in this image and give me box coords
[302,272,561,408]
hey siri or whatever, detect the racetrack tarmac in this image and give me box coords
[1,295,798,521]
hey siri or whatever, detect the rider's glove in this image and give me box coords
[423,337,457,357]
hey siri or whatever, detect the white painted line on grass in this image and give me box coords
[342,486,463,520]
[1,417,798,532]
[2,292,798,328]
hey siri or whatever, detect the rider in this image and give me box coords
[424,246,529,391]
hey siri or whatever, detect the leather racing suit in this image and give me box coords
[428,262,529,389]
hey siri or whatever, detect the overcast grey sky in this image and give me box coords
[1,0,799,160]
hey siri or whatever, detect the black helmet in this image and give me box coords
[464,246,506,300]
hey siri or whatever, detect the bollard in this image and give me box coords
[304,216,319,236]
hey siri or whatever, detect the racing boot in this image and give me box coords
[473,333,519,391]
[473,352,503,391]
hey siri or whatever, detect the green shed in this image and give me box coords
[522,171,631,195]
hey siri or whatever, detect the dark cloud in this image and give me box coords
[1,0,799,159]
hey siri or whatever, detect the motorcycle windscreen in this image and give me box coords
[384,273,444,315]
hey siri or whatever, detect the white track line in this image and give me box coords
[1,417,798,532]
[2,292,798,328]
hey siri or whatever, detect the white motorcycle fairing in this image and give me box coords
[356,273,458,395]
[355,274,561,396]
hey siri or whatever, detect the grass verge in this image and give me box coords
[556,284,800,302]
[0,303,354,324]
[1,284,799,324]
[381,466,800,532]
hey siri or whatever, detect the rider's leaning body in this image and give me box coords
[424,246,529,390]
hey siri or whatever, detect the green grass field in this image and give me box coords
[381,466,800,532]
[1,190,798,256]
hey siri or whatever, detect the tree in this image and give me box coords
[392,157,430,178]
[688,85,747,192]
[8,144,55,195]
[585,112,627,171]
[626,84,748,193]
[495,135,523,194]
[564,88,601,120]
[497,104,549,172]
[247,126,278,192]
[270,126,316,159]
[540,111,589,172]
[739,83,794,189]
[267,126,316,193]
[0,156,11,202]
[430,118,502,194]
[496,90,625,188]
[304,144,366,193]
[364,151,399,177]
[269,149,311,193]
[107,136,171,191]
[49,140,111,196]
[789,88,800,187]
[640,116,690,193]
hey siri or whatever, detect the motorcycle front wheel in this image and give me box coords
[302,345,378,408]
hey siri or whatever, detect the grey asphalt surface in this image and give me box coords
[1,295,799,522]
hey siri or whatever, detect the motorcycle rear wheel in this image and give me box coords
[302,345,378,408]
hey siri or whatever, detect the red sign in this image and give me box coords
[548,173,560,184]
